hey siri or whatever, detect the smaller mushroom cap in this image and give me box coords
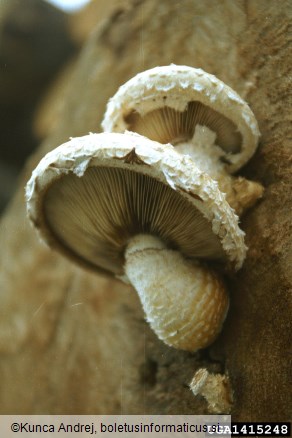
[26,132,246,277]
[102,65,260,173]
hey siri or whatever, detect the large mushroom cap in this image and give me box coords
[26,132,246,277]
[102,65,260,173]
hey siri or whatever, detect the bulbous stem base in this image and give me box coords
[124,234,229,352]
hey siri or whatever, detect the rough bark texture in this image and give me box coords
[0,0,291,420]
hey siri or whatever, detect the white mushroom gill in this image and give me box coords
[126,107,263,216]
[126,104,229,176]
[102,65,264,216]
[42,166,230,351]
[125,234,229,351]
[125,101,242,154]
[43,166,226,275]
[25,132,247,352]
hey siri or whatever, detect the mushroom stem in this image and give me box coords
[124,234,229,352]
[175,125,263,215]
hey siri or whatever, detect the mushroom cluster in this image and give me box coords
[26,65,263,352]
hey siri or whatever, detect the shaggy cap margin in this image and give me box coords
[102,64,260,173]
[26,132,246,275]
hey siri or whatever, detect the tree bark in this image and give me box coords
[0,0,291,419]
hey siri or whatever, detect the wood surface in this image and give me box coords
[0,0,291,419]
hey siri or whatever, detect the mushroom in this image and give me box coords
[26,132,246,351]
[102,65,264,215]
[190,368,233,414]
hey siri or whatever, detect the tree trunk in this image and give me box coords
[0,0,291,419]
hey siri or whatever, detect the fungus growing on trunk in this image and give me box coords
[102,65,264,215]
[26,132,246,351]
